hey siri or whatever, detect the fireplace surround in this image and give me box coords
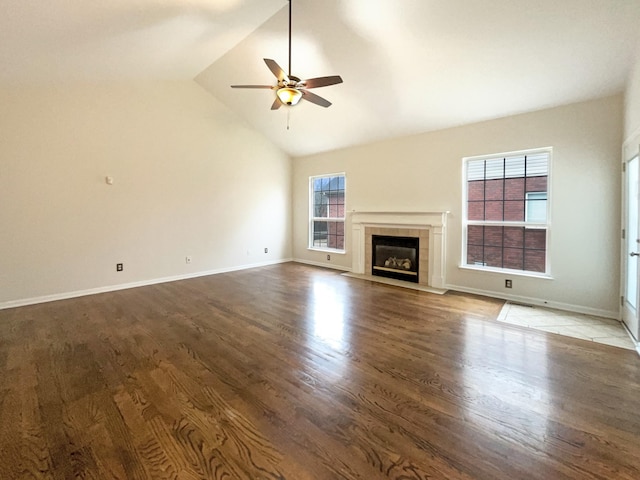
[350,211,448,289]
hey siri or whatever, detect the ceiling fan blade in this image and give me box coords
[231,85,274,89]
[300,89,332,108]
[301,75,343,89]
[264,58,289,83]
[271,97,283,110]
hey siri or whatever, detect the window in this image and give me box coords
[310,174,345,251]
[463,149,550,274]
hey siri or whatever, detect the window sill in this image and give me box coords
[308,247,346,254]
[458,264,553,280]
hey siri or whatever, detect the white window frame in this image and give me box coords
[461,147,552,278]
[309,173,346,253]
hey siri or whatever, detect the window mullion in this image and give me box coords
[523,155,528,271]
[482,160,487,265]
[502,158,506,269]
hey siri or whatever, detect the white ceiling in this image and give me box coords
[2,1,640,157]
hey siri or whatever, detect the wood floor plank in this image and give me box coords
[1,262,639,479]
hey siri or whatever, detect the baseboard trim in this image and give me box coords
[290,264,618,318]
[446,283,619,320]
[0,258,293,311]
[6,262,619,322]
[292,258,352,272]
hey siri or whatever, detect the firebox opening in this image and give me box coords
[372,235,419,283]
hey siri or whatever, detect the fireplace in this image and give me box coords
[372,235,419,283]
[350,211,448,290]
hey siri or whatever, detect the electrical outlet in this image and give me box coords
[185,256,192,264]
[505,279,512,288]
[264,247,268,253]
[116,263,123,272]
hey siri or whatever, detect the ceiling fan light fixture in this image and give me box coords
[277,87,302,106]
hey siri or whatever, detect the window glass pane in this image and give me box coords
[467,160,486,181]
[504,156,525,178]
[526,176,547,193]
[484,246,503,268]
[524,250,546,273]
[328,193,339,219]
[484,158,504,179]
[526,192,547,223]
[485,179,504,201]
[467,181,484,201]
[626,156,639,307]
[503,248,524,270]
[524,228,546,250]
[467,225,484,245]
[311,220,345,249]
[312,221,328,248]
[467,244,485,266]
[484,226,503,247]
[326,221,344,249]
[503,227,524,248]
[327,222,338,247]
[312,175,346,219]
[525,153,549,176]
[484,201,504,221]
[504,177,525,201]
[504,200,525,221]
[467,201,485,221]
[312,192,325,217]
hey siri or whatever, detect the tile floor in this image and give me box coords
[497,303,638,351]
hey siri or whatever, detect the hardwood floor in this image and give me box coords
[1,262,639,479]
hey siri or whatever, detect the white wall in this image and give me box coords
[293,95,623,317]
[0,81,292,307]
[626,50,640,141]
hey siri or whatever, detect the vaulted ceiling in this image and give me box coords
[2,0,640,156]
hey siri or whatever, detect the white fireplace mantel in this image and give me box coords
[350,210,448,289]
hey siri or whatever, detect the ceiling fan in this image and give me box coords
[231,0,343,110]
